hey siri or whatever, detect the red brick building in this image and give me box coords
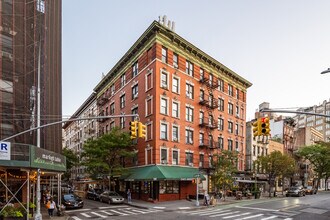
[93,20,252,202]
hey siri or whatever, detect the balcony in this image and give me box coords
[97,97,108,106]
[199,117,217,130]
[199,139,217,149]
[199,95,218,109]
[199,77,218,89]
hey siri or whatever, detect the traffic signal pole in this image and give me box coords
[259,109,330,117]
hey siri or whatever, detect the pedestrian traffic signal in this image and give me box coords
[260,117,271,136]
[138,122,146,138]
[129,121,138,139]
[252,119,260,137]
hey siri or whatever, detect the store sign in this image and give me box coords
[0,142,11,160]
[31,146,66,171]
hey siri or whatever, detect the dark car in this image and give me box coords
[62,194,84,209]
[305,186,317,195]
[286,186,306,197]
[99,191,124,204]
[86,188,103,201]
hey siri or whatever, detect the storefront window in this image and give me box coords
[159,180,179,194]
[141,181,150,194]
[132,182,139,193]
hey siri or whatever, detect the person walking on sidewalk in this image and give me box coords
[46,197,56,217]
[127,189,132,203]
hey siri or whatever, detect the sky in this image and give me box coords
[62,0,330,121]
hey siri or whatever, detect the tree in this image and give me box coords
[255,151,295,197]
[62,147,79,182]
[297,141,330,191]
[81,127,136,190]
[213,150,239,200]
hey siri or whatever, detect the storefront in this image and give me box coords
[120,165,204,202]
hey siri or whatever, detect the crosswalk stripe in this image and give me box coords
[99,205,128,209]
[69,216,82,220]
[130,209,155,214]
[182,208,218,214]
[199,209,232,216]
[108,209,128,215]
[261,216,278,220]
[223,212,251,219]
[237,213,264,219]
[120,209,137,215]
[90,211,107,218]
[100,210,114,215]
[81,213,91,217]
[210,211,240,218]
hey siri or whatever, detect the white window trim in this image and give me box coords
[160,96,169,115]
[145,147,153,165]
[160,69,169,89]
[160,147,169,164]
[172,100,180,118]
[172,124,180,142]
[172,75,180,94]
[160,121,169,140]
[172,148,180,165]
[145,68,153,92]
[145,96,153,117]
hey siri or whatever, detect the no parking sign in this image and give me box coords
[0,141,11,160]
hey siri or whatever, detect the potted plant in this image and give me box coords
[0,204,27,220]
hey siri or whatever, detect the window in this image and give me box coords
[172,77,180,94]
[160,97,168,115]
[228,103,233,115]
[132,84,138,99]
[218,118,224,131]
[110,121,115,130]
[161,148,168,164]
[236,141,239,152]
[161,71,168,89]
[110,84,115,96]
[105,107,109,116]
[209,74,213,87]
[186,83,194,99]
[132,107,138,121]
[236,106,240,117]
[200,90,205,101]
[120,94,125,108]
[186,60,194,76]
[172,101,179,118]
[228,121,233,133]
[185,152,193,166]
[218,98,224,111]
[228,84,233,96]
[172,125,179,142]
[147,123,152,140]
[132,61,138,78]
[236,88,239,99]
[120,74,126,87]
[172,150,179,165]
[161,47,167,63]
[218,137,224,149]
[185,106,194,122]
[120,117,125,129]
[146,98,152,116]
[173,53,178,68]
[253,145,256,156]
[228,139,233,151]
[159,180,179,194]
[185,129,193,144]
[146,71,153,91]
[199,154,204,168]
[218,79,224,91]
[200,68,204,80]
[235,123,239,135]
[160,123,168,140]
[199,111,204,125]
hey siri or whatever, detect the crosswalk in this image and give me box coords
[66,205,162,219]
[179,207,298,220]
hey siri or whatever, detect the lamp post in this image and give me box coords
[194,173,201,206]
[321,68,330,74]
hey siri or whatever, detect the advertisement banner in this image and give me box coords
[0,142,11,160]
[31,146,66,171]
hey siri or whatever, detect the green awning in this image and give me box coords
[122,165,205,181]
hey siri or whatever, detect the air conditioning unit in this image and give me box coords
[161,84,168,89]
[236,113,240,118]
[161,160,168,164]
[189,163,193,167]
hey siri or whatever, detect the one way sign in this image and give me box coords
[0,141,11,160]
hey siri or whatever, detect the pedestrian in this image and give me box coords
[46,197,56,217]
[204,191,210,206]
[127,189,132,203]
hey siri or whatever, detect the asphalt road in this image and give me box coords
[67,191,330,220]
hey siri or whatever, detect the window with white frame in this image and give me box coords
[172,101,179,118]
[160,123,168,140]
[160,97,168,115]
[228,121,233,133]
[236,88,239,99]
[161,47,167,63]
[161,71,168,89]
[131,107,138,121]
[132,84,138,99]
[228,84,233,96]
[120,74,126,88]
[172,77,180,94]
[132,61,138,78]
[185,60,194,76]
[199,133,204,145]
[146,70,153,91]
[185,152,193,166]
[186,83,194,99]
[120,117,125,129]
[172,150,179,165]
[218,118,224,131]
[227,139,233,151]
[200,68,204,80]
[228,103,233,115]
[185,106,194,122]
[110,84,115,96]
[200,89,205,101]
[172,125,179,142]
[199,154,204,168]
[173,53,178,69]
[120,94,125,108]
[185,129,193,144]
[218,79,224,91]
[235,106,239,117]
[146,97,153,116]
[235,123,239,135]
[161,148,168,164]
[199,111,204,124]
[218,98,224,111]
[218,136,224,149]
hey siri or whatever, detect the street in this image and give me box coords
[66,191,330,220]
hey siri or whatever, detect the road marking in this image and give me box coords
[100,210,114,215]
[120,209,137,215]
[179,207,191,209]
[210,211,240,218]
[222,212,251,219]
[130,209,152,214]
[199,209,232,216]
[90,211,107,218]
[81,213,91,217]
[283,218,293,220]
[108,209,128,215]
[261,216,278,220]
[153,206,166,209]
[236,206,279,212]
[236,213,264,219]
[99,205,128,209]
[69,216,81,220]
[66,208,91,213]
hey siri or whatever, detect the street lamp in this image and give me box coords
[194,173,201,206]
[321,68,330,74]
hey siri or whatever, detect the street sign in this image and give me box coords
[0,141,10,160]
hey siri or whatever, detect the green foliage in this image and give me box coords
[62,147,79,181]
[81,127,135,180]
[0,205,24,218]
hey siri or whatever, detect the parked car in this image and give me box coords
[286,186,306,197]
[305,186,317,195]
[99,191,124,204]
[62,194,84,209]
[86,188,103,201]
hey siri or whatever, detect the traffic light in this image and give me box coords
[129,121,138,139]
[260,117,271,136]
[138,122,146,138]
[252,119,260,137]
